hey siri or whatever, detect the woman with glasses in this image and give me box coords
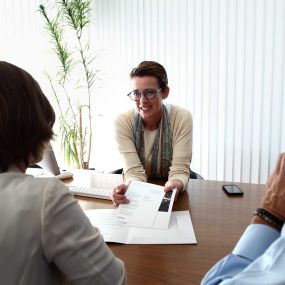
[111,61,193,206]
[0,61,126,284]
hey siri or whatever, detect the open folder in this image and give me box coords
[84,209,197,244]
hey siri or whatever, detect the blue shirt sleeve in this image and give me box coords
[201,224,281,285]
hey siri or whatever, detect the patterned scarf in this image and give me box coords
[132,104,173,179]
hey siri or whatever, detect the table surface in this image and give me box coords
[65,171,265,285]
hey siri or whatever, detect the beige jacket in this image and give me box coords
[114,104,192,189]
[0,166,126,285]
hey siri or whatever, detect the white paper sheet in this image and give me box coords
[153,188,177,229]
[84,209,197,244]
[85,209,128,244]
[116,180,176,229]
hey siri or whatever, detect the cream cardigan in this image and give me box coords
[114,104,192,189]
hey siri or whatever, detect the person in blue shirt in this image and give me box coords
[201,153,285,285]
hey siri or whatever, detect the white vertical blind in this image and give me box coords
[1,0,284,184]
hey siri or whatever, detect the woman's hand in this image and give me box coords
[164,180,183,200]
[111,183,129,207]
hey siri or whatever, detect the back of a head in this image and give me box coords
[130,61,168,89]
[0,61,55,172]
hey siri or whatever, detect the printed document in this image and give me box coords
[84,209,197,244]
[116,180,176,229]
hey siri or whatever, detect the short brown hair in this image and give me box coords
[0,61,55,172]
[130,61,168,88]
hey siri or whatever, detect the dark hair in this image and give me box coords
[0,61,55,172]
[130,61,168,88]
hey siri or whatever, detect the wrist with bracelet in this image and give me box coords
[253,208,285,232]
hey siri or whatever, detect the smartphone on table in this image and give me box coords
[222,184,244,196]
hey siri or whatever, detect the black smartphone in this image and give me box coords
[222,184,244,196]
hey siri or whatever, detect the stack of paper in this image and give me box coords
[84,209,197,244]
[84,181,197,244]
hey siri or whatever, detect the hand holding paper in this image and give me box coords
[116,181,176,229]
[111,183,129,207]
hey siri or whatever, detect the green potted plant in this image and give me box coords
[39,0,96,169]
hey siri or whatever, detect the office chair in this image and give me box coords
[189,169,204,180]
[109,168,204,180]
[109,168,123,174]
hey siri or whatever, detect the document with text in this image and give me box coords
[116,180,176,229]
[84,209,197,244]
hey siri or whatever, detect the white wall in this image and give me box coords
[1,0,284,183]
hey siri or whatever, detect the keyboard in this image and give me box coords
[68,186,112,200]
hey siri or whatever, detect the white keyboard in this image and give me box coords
[68,186,112,200]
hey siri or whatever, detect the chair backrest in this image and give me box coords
[190,169,204,180]
[109,168,123,174]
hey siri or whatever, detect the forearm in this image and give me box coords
[169,106,192,190]
[202,153,285,285]
[168,155,190,191]
[116,148,147,184]
[124,169,147,184]
[114,113,148,184]
[201,224,280,285]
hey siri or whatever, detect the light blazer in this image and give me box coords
[0,166,126,285]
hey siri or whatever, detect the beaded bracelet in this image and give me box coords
[253,208,284,232]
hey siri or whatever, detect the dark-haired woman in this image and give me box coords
[111,61,192,206]
[0,61,126,285]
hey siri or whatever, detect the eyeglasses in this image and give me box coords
[127,88,163,101]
